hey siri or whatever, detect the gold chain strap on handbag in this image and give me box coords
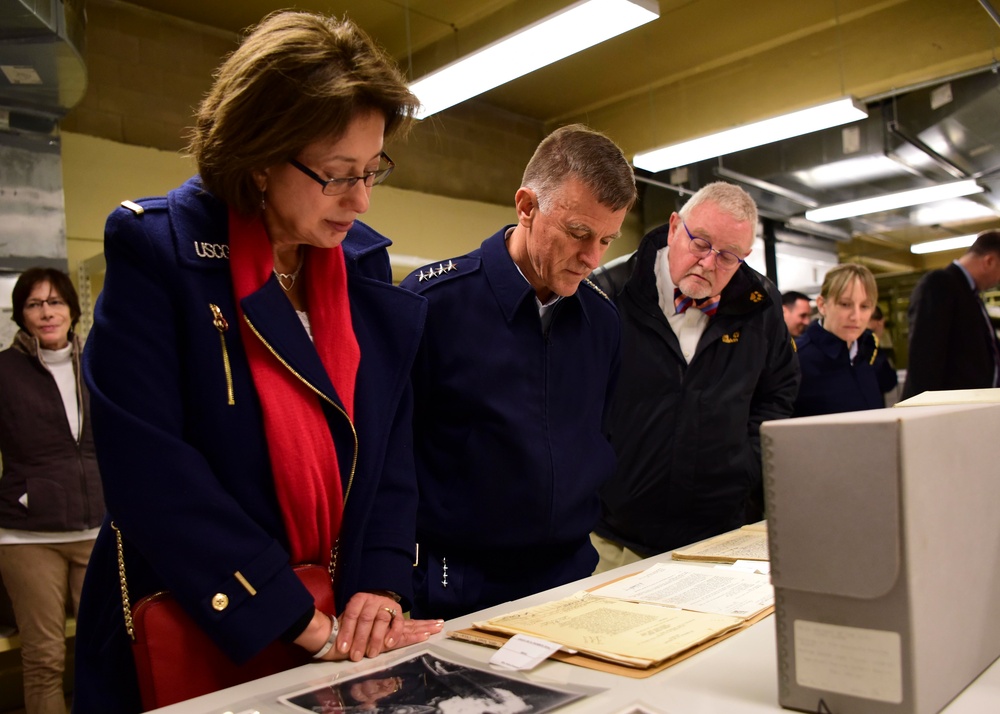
[111,520,340,644]
[111,521,136,641]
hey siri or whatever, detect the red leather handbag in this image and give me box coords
[114,525,335,711]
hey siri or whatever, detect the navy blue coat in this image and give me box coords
[400,228,620,619]
[74,178,425,713]
[793,320,887,417]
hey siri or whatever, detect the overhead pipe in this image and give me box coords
[978,0,1000,28]
[886,120,969,181]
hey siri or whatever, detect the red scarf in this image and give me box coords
[228,209,360,564]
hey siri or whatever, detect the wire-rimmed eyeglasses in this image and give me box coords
[289,152,395,196]
[24,297,68,312]
[680,219,745,270]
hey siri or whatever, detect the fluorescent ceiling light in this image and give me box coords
[910,234,977,254]
[410,0,659,120]
[909,199,997,226]
[633,97,867,172]
[805,180,984,222]
[792,155,904,190]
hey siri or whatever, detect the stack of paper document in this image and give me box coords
[452,562,773,673]
[670,521,769,564]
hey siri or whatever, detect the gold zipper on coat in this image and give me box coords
[209,304,235,405]
[242,315,358,505]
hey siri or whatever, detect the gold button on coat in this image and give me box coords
[212,593,229,611]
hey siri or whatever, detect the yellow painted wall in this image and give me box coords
[61,131,640,288]
[60,131,516,287]
[62,133,197,274]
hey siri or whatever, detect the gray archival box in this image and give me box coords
[763,402,1000,714]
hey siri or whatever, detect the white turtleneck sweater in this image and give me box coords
[40,343,81,441]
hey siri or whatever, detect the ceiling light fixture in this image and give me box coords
[409,0,659,120]
[632,97,868,172]
[909,199,997,226]
[805,179,984,222]
[792,155,905,190]
[910,234,978,255]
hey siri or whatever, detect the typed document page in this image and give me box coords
[588,562,774,618]
[477,592,744,667]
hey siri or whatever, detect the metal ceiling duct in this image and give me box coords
[0,0,87,130]
[0,0,85,310]
[638,67,1000,237]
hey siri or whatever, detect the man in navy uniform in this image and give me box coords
[589,182,799,570]
[401,124,637,619]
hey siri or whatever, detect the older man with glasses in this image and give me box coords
[590,182,799,571]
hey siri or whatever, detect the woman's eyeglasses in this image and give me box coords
[289,152,395,196]
[24,298,68,312]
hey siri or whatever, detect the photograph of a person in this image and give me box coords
[279,651,584,713]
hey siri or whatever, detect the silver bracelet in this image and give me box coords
[311,615,339,659]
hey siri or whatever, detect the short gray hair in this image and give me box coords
[679,182,758,228]
[522,124,637,214]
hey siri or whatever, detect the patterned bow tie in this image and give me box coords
[674,288,720,317]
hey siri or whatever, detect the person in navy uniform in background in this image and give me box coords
[793,263,896,417]
[401,124,637,619]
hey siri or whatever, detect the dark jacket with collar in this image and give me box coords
[0,331,103,531]
[400,227,620,618]
[591,223,799,557]
[902,261,999,398]
[793,320,887,417]
[74,177,426,713]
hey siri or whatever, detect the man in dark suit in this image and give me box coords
[902,230,1000,399]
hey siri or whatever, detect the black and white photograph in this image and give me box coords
[278,650,585,714]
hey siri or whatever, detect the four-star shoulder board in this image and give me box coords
[416,260,458,282]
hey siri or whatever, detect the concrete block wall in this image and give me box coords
[61,0,545,209]
[61,1,233,153]
[54,0,641,301]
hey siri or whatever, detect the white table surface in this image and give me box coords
[150,552,1000,713]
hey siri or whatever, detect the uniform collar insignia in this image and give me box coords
[582,278,611,301]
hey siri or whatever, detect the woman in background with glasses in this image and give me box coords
[74,11,440,712]
[0,268,103,714]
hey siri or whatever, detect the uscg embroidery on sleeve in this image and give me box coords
[582,278,610,301]
[417,260,458,282]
